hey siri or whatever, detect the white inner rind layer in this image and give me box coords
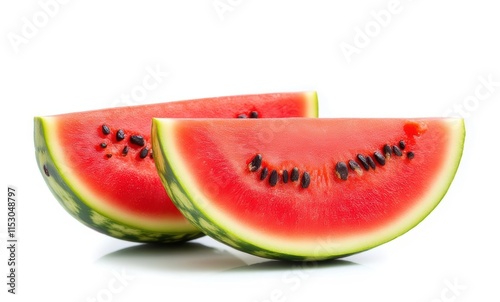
[39,117,198,233]
[155,118,465,259]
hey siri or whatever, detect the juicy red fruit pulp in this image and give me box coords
[53,92,316,221]
[173,118,455,239]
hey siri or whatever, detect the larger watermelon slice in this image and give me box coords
[34,92,318,243]
[152,117,465,260]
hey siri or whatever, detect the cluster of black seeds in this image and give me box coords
[99,124,152,159]
[237,111,259,119]
[334,140,415,181]
[248,154,311,189]
[248,140,416,187]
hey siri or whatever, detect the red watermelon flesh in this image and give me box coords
[34,92,318,243]
[152,117,465,260]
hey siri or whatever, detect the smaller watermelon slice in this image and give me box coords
[152,118,465,260]
[34,92,317,243]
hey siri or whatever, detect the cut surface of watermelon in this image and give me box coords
[152,117,465,259]
[34,92,318,243]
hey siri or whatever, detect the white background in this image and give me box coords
[1,1,499,301]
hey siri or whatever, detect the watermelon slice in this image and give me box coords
[152,118,465,260]
[34,92,318,243]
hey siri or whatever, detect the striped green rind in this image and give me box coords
[152,118,466,261]
[152,119,309,260]
[34,117,204,243]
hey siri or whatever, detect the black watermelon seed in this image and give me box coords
[366,156,376,170]
[269,170,278,187]
[139,147,149,159]
[291,167,299,182]
[106,153,113,158]
[237,114,247,118]
[100,142,107,149]
[130,135,145,146]
[116,129,125,141]
[374,151,386,166]
[349,159,361,173]
[122,145,129,156]
[248,154,262,172]
[301,172,311,188]
[101,124,111,135]
[393,145,402,156]
[43,164,50,177]
[282,170,289,183]
[260,167,269,180]
[407,151,415,159]
[383,144,392,158]
[399,140,406,150]
[249,111,259,118]
[150,151,153,159]
[335,162,349,180]
[356,154,370,171]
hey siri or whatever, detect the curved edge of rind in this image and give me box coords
[34,116,203,243]
[399,118,466,234]
[308,118,467,259]
[152,118,319,260]
[348,118,466,257]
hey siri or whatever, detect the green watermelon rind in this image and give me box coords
[152,120,308,260]
[152,118,466,261]
[34,117,204,243]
